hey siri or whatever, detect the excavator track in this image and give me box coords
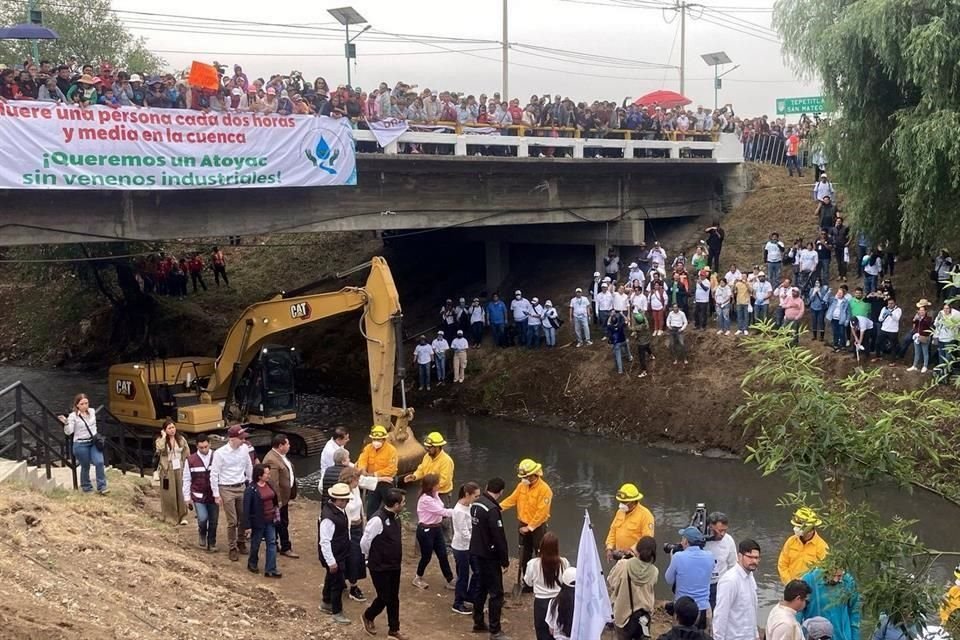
[260,423,328,457]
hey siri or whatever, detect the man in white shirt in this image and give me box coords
[414,336,434,391]
[850,315,874,354]
[210,425,254,562]
[432,331,450,385]
[694,271,712,330]
[766,580,811,640]
[773,278,793,328]
[628,262,645,286]
[875,297,902,362]
[527,297,544,348]
[596,283,614,335]
[589,271,602,322]
[753,273,773,323]
[650,242,667,274]
[468,298,485,347]
[320,427,350,479]
[510,290,532,347]
[666,303,689,365]
[714,539,761,640]
[724,264,743,289]
[451,330,469,383]
[812,173,835,202]
[569,287,593,347]
[704,512,738,609]
[764,232,785,284]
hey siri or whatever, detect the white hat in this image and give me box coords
[515,290,522,296]
[531,297,539,304]
[545,300,553,306]
[457,329,464,335]
[601,283,608,288]
[593,271,601,278]
[575,287,583,293]
[327,482,351,500]
[437,330,445,335]
[629,262,638,268]
[129,73,142,82]
[561,566,577,586]
[602,276,612,283]
[231,87,242,96]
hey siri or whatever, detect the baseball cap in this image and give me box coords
[678,526,706,543]
[226,425,248,439]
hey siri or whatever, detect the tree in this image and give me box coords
[0,0,164,73]
[733,324,960,631]
[773,0,960,249]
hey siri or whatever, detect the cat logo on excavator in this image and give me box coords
[290,301,312,320]
[115,378,136,399]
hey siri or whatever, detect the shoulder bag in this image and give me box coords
[620,569,652,639]
[78,412,105,451]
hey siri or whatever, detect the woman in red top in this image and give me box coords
[906,299,935,373]
[242,464,281,578]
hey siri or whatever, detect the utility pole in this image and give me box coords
[345,23,352,87]
[502,0,509,100]
[679,0,686,97]
[26,0,39,61]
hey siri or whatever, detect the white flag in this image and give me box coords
[572,510,613,640]
[368,118,409,148]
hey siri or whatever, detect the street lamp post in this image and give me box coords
[700,51,737,110]
[327,6,369,88]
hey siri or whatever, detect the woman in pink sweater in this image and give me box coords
[413,473,455,591]
[783,287,806,345]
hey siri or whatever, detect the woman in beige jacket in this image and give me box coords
[155,419,190,525]
[608,536,659,639]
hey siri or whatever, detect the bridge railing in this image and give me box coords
[352,130,744,162]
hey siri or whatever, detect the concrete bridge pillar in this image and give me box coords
[485,240,510,294]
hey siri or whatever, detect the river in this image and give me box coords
[3,365,959,618]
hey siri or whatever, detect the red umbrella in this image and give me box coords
[633,89,692,109]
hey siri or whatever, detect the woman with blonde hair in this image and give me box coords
[156,419,189,524]
[58,393,108,494]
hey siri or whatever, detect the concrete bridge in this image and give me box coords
[0,131,745,287]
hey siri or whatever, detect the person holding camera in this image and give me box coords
[58,392,108,495]
[606,483,655,562]
[664,527,715,630]
[155,419,189,525]
[703,512,738,610]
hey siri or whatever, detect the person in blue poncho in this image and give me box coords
[799,566,861,640]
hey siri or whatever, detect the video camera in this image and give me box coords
[663,503,708,554]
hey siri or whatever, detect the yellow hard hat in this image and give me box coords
[423,432,447,447]
[369,424,389,439]
[791,507,823,528]
[517,458,542,478]
[954,563,960,581]
[616,483,643,502]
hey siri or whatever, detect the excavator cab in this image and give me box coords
[232,345,300,425]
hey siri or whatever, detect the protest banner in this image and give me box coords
[367,117,409,147]
[188,61,221,92]
[0,104,357,190]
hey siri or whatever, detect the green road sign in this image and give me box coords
[775,96,826,115]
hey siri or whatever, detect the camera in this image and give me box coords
[663,503,709,554]
[610,549,634,561]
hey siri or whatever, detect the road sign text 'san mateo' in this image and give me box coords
[776,96,826,115]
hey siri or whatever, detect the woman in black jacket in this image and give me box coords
[242,464,281,578]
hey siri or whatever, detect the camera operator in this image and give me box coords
[703,512,737,610]
[664,526,715,630]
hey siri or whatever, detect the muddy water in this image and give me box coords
[4,365,960,617]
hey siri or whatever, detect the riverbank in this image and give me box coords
[0,472,675,640]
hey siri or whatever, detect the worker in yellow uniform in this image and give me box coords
[777,507,829,584]
[500,458,553,586]
[939,564,960,626]
[605,483,655,562]
[356,425,399,515]
[403,431,456,541]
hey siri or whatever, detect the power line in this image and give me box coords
[699,6,779,38]
[149,46,504,59]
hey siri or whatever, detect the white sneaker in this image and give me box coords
[921,367,928,373]
[412,576,429,590]
[586,340,593,345]
[716,330,723,335]
[725,331,732,336]
[906,366,918,372]
[576,343,582,348]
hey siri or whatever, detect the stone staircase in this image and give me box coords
[0,458,75,493]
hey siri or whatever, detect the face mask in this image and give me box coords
[793,526,805,538]
[372,440,383,450]
[618,503,629,512]
[521,478,532,486]
[955,579,960,588]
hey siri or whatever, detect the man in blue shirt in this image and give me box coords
[485,293,508,348]
[665,526,716,630]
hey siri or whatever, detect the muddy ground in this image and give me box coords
[0,472,674,640]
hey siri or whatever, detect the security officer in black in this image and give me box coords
[470,477,510,640]
[361,488,408,639]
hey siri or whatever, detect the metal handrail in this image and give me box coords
[94,405,146,477]
[0,420,77,490]
[0,382,77,489]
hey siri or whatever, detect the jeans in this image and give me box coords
[831,319,845,348]
[434,353,446,383]
[708,250,721,273]
[416,523,454,581]
[471,321,484,346]
[913,340,930,368]
[736,304,750,332]
[785,154,801,176]
[248,522,278,574]
[526,323,541,348]
[418,363,430,389]
[694,301,709,329]
[818,258,831,285]
[491,323,505,347]
[834,247,847,279]
[755,304,769,323]
[73,441,106,492]
[213,264,229,286]
[612,341,626,373]
[366,569,401,633]
[865,274,878,295]
[811,309,826,335]
[453,548,480,607]
[938,341,956,380]
[542,325,556,346]
[774,306,786,328]
[514,319,528,346]
[669,329,687,360]
[573,315,590,344]
[598,310,611,332]
[194,502,220,547]
[767,261,782,284]
[717,305,731,331]
[534,597,553,640]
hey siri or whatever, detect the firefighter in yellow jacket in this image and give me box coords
[605,483,655,562]
[500,458,553,583]
[356,425,399,516]
[403,431,456,541]
[777,507,829,584]
[939,564,960,626]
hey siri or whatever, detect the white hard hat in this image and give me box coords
[602,276,612,283]
[593,271,601,277]
[629,262,638,268]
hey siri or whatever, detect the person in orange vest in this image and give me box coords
[500,458,553,587]
[188,253,207,293]
[605,483,655,562]
[211,245,229,287]
[356,425,399,515]
[777,507,829,584]
[940,564,960,626]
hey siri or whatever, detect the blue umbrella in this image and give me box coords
[0,23,59,40]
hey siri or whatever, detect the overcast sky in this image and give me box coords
[113,0,820,115]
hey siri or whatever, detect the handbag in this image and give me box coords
[78,412,105,451]
[620,572,652,639]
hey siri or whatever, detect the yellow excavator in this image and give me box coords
[107,257,423,470]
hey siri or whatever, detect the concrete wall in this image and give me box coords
[0,156,739,246]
